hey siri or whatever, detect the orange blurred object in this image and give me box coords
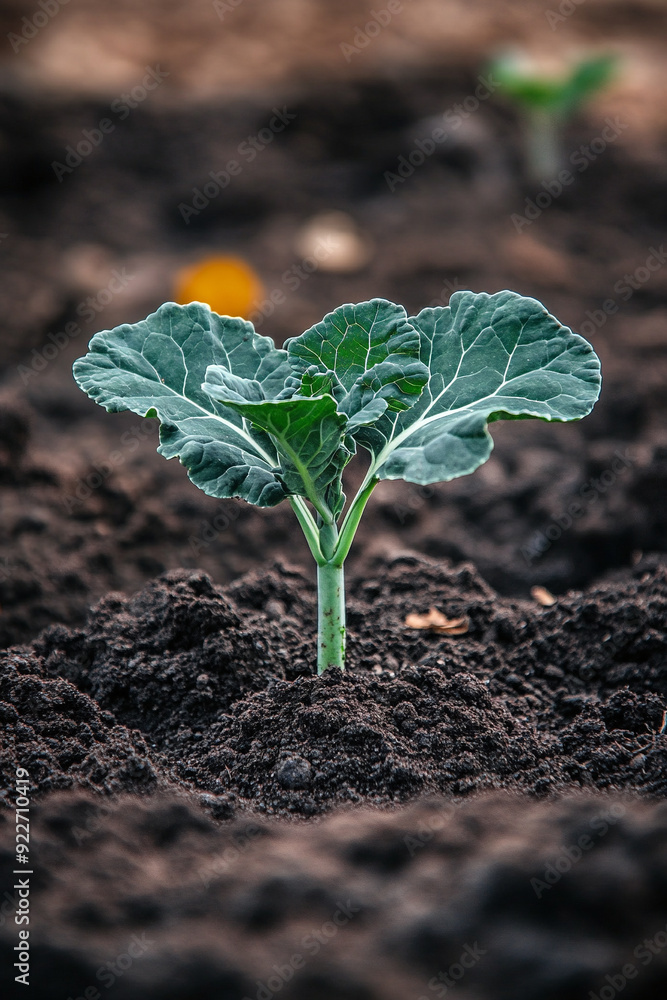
[174,256,264,318]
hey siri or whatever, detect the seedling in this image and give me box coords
[73,291,601,673]
[490,52,616,181]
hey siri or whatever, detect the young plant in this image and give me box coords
[73,291,601,673]
[490,52,617,181]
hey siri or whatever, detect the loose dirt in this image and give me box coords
[4,557,665,817]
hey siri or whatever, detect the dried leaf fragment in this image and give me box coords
[404,608,469,635]
[531,585,557,607]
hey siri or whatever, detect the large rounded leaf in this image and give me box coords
[73,301,292,506]
[362,290,601,484]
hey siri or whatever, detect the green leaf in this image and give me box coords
[73,293,601,531]
[491,53,616,114]
[287,298,429,430]
[287,299,421,389]
[495,70,566,110]
[202,377,350,520]
[361,290,601,485]
[201,366,266,403]
[72,301,293,506]
[296,366,346,402]
[559,54,617,114]
[341,358,429,418]
[346,398,388,433]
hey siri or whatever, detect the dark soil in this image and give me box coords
[2,791,667,1000]
[4,557,666,817]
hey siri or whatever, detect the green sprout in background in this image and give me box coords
[490,52,617,181]
[73,292,601,674]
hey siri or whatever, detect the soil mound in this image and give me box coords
[4,556,666,816]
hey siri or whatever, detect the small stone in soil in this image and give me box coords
[275,756,312,790]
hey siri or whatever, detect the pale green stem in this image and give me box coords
[525,109,562,183]
[317,523,345,674]
[332,476,378,566]
[289,496,325,565]
[290,476,380,674]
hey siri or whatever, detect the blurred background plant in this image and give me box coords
[490,50,617,181]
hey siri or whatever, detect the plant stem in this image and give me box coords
[289,496,326,565]
[292,478,380,674]
[525,109,561,183]
[317,523,346,674]
[332,476,378,566]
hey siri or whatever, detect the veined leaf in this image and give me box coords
[361,290,601,485]
[203,373,349,519]
[346,398,388,433]
[73,301,292,506]
[201,366,266,403]
[287,299,421,389]
[287,298,429,429]
[340,358,429,418]
[295,366,346,403]
[73,293,601,524]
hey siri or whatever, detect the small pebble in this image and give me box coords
[265,599,286,619]
[275,757,312,790]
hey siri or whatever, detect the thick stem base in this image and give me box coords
[317,560,346,674]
